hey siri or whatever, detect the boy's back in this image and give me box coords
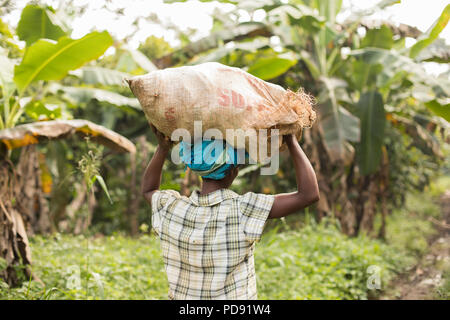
[142,128,319,300]
[152,188,274,300]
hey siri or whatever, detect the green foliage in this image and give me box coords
[77,139,112,203]
[425,100,450,122]
[409,4,450,59]
[49,84,141,110]
[0,183,443,300]
[247,53,297,80]
[14,31,113,93]
[70,67,131,87]
[17,4,67,46]
[317,77,359,160]
[138,35,174,60]
[435,269,450,300]
[257,219,401,300]
[357,91,385,175]
[383,125,443,205]
[0,234,167,300]
[0,222,400,300]
[24,100,61,120]
[361,25,394,50]
[1,0,449,295]
[385,191,439,259]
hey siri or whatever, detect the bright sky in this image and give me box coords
[4,0,449,73]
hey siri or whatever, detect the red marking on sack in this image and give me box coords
[164,107,176,121]
[217,88,230,107]
[217,88,246,108]
[232,90,245,109]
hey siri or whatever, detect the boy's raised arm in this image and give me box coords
[269,134,319,219]
[141,125,172,205]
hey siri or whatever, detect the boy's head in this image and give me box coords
[202,164,240,188]
[179,140,246,186]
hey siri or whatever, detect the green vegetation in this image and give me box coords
[0,0,449,298]
[1,182,443,300]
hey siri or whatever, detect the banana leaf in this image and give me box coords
[17,4,67,46]
[70,67,132,86]
[357,91,385,175]
[14,31,113,93]
[410,4,450,59]
[48,84,141,110]
[0,119,136,153]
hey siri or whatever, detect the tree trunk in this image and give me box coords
[15,146,51,234]
[0,157,34,286]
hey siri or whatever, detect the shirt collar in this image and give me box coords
[189,188,239,206]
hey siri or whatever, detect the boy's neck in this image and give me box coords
[199,179,229,196]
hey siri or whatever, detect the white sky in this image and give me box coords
[5,0,449,45]
[3,0,449,73]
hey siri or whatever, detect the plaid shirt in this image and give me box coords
[151,188,274,300]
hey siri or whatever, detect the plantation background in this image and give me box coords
[0,0,449,300]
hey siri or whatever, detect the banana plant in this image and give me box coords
[0,4,146,131]
[0,4,140,286]
[162,0,449,174]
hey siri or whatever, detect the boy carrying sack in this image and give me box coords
[141,127,319,300]
[132,63,319,300]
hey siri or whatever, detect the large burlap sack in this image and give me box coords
[126,62,315,161]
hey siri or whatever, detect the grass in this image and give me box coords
[0,219,406,300]
[1,178,447,300]
[435,269,450,300]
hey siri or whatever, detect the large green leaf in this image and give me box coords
[14,31,113,93]
[416,38,450,63]
[318,77,360,161]
[70,67,131,86]
[351,47,450,119]
[361,25,394,49]
[351,60,383,91]
[340,107,360,142]
[17,4,67,46]
[247,53,297,80]
[49,84,141,110]
[425,100,450,122]
[358,91,385,175]
[410,4,450,59]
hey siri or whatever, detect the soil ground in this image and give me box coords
[381,190,450,300]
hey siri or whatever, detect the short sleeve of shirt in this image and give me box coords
[239,192,275,242]
[151,190,180,235]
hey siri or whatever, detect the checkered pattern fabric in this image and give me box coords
[151,188,274,300]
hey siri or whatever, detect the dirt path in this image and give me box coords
[381,190,450,300]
